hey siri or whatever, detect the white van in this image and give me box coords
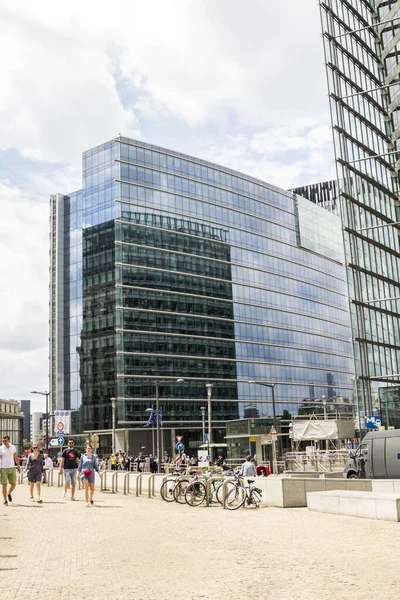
[344,429,400,479]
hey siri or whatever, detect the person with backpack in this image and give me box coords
[78,444,100,507]
[26,445,44,503]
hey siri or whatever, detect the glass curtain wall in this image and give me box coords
[320,0,400,417]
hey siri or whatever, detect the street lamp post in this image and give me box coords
[248,381,278,473]
[205,384,213,462]
[111,397,116,455]
[145,407,155,456]
[31,391,50,451]
[200,406,206,445]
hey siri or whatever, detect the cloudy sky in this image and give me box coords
[0,0,334,410]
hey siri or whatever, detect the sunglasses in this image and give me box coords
[32,447,38,450]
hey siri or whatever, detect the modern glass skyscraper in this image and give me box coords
[319,0,400,418]
[50,136,354,453]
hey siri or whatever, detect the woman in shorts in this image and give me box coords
[26,445,44,503]
[78,444,100,507]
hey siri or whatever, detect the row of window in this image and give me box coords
[118,142,291,210]
[117,356,353,385]
[119,288,351,338]
[116,222,347,293]
[119,182,296,246]
[116,312,352,354]
[118,333,353,370]
[116,246,347,308]
[119,163,295,227]
[119,200,344,279]
[117,268,349,323]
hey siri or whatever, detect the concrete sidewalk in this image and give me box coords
[1,483,399,600]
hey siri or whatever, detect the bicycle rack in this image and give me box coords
[204,476,225,507]
[100,470,117,493]
[17,469,24,484]
[221,477,236,510]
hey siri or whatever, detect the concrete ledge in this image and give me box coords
[257,477,372,508]
[307,490,400,521]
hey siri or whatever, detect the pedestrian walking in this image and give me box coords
[0,435,20,506]
[78,444,100,507]
[59,439,79,501]
[26,445,44,503]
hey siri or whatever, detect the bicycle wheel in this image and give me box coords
[225,485,246,510]
[173,479,190,503]
[160,478,177,502]
[250,490,262,507]
[216,480,237,504]
[185,481,207,506]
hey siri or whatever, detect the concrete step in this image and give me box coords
[307,490,400,521]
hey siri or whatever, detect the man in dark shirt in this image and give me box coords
[59,439,79,500]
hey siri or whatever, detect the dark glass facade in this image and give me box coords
[50,136,354,450]
[319,1,400,419]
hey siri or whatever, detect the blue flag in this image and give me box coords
[143,411,155,428]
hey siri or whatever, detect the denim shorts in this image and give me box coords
[64,469,77,485]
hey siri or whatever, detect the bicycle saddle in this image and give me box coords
[247,479,255,484]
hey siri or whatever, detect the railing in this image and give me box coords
[284,450,350,473]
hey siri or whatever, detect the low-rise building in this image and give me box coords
[0,399,24,455]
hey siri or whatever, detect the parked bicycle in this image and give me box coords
[224,478,262,510]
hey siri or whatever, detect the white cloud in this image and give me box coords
[0,0,335,400]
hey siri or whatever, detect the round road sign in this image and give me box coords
[91,434,99,443]
[176,442,184,451]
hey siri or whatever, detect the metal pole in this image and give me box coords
[111,398,116,455]
[155,381,160,465]
[200,407,206,444]
[205,384,213,462]
[45,392,49,452]
[152,420,155,456]
[271,385,278,473]
[160,403,164,469]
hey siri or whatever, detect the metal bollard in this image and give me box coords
[111,471,117,493]
[123,472,130,495]
[17,469,24,484]
[58,471,64,488]
[222,477,235,510]
[136,473,143,497]
[148,474,155,498]
[46,468,54,487]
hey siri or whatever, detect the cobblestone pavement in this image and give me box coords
[1,483,400,600]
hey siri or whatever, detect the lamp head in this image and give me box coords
[205,383,214,399]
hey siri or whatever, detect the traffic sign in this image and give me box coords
[176,442,184,451]
[57,430,64,437]
[289,428,293,439]
[93,442,99,450]
[91,434,99,443]
[57,437,64,446]
[176,436,183,442]
[205,433,209,442]
[206,456,211,461]
[366,416,382,430]
[57,422,64,431]
[50,439,59,447]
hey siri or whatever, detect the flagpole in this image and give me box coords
[160,407,163,470]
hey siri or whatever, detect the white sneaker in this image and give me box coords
[85,502,90,508]
[62,492,66,499]
[30,497,35,502]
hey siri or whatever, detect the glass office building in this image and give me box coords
[50,136,354,452]
[319,1,400,419]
